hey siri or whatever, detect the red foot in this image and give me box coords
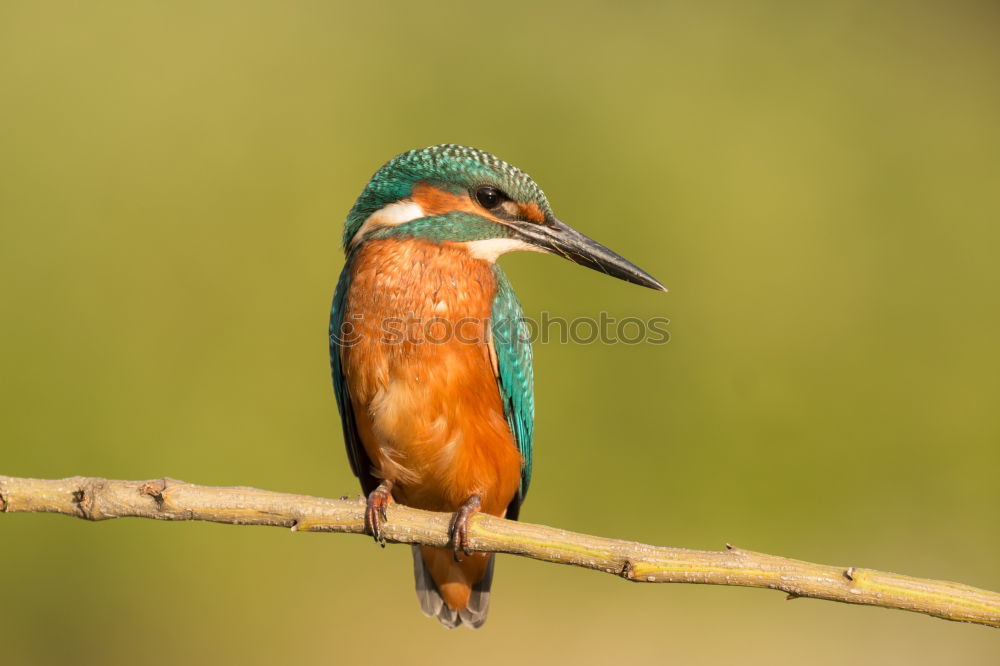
[449,494,482,561]
[365,480,394,547]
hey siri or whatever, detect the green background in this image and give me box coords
[2,2,998,663]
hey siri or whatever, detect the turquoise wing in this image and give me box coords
[329,261,377,495]
[490,265,534,520]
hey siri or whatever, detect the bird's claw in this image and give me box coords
[365,480,394,547]
[449,494,482,562]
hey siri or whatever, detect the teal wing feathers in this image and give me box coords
[489,265,534,520]
[329,261,377,495]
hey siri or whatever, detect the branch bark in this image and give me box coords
[2,474,997,628]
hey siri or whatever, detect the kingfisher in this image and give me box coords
[329,145,664,629]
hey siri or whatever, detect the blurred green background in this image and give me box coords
[2,1,999,663]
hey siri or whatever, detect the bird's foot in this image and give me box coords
[449,494,482,562]
[365,479,394,547]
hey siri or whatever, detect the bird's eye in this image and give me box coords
[475,186,504,209]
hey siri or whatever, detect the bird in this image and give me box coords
[329,144,664,629]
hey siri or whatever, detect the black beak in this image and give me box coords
[513,217,667,291]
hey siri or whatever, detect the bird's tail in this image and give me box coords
[411,545,494,629]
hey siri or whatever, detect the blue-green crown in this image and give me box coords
[343,144,552,248]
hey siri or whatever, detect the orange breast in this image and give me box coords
[340,239,523,519]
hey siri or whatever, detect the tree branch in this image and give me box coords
[2,474,997,628]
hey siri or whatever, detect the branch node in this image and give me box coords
[139,479,166,507]
[844,567,856,581]
[786,593,801,601]
[725,543,734,550]
[73,479,108,519]
[72,488,89,518]
[619,560,635,580]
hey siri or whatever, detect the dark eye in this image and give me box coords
[475,186,504,209]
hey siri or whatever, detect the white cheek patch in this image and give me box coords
[463,238,545,262]
[349,200,426,247]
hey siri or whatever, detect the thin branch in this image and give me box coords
[1,475,997,628]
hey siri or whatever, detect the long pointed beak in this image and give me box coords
[513,218,667,291]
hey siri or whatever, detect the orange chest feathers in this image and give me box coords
[340,239,522,517]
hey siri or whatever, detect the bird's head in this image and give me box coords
[344,144,665,291]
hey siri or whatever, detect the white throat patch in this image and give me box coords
[463,238,545,262]
[349,200,426,248]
